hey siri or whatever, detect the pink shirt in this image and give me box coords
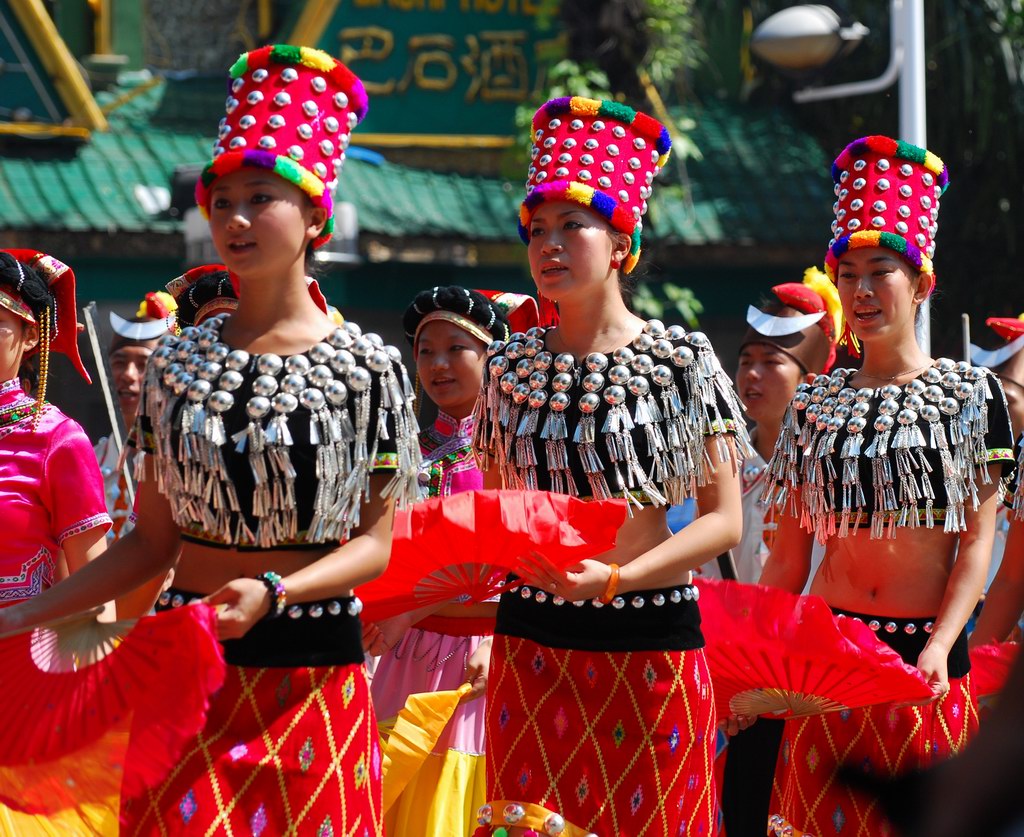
[0,379,111,604]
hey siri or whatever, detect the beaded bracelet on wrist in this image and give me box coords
[255,571,287,619]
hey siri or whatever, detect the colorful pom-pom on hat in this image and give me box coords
[519,96,672,274]
[825,135,948,285]
[195,45,369,248]
[109,291,177,346]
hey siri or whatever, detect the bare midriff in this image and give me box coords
[173,542,350,597]
[579,502,687,580]
[809,524,958,616]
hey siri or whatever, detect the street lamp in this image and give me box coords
[752,0,931,353]
[750,5,869,72]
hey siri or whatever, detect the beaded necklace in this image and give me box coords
[764,357,1007,541]
[0,380,40,431]
[0,398,39,428]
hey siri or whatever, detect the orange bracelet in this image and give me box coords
[599,563,620,604]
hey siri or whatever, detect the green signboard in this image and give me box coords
[293,0,561,143]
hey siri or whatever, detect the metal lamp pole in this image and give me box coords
[897,0,930,354]
[785,0,930,353]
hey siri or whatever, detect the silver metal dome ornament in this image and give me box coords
[476,318,751,509]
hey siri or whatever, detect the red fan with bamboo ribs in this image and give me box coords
[359,489,628,621]
[970,641,1019,699]
[696,579,933,718]
[0,603,225,817]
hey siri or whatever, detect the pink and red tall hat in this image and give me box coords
[826,135,948,285]
[195,45,368,248]
[519,97,673,276]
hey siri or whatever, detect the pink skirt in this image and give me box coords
[371,625,489,755]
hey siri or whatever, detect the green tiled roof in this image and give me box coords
[0,75,832,246]
[664,101,832,246]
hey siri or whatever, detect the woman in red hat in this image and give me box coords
[761,136,1015,837]
[471,96,749,837]
[0,250,111,589]
[0,249,115,832]
[0,46,421,836]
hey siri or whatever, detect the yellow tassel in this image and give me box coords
[33,311,50,429]
[802,266,843,342]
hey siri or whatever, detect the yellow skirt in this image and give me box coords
[0,803,118,836]
[384,747,486,837]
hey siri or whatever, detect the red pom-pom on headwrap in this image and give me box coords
[142,292,173,320]
[987,316,1024,342]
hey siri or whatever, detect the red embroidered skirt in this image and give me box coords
[121,662,381,836]
[478,585,716,837]
[768,614,977,837]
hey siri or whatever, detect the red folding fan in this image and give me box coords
[696,578,933,719]
[0,603,225,815]
[359,489,628,622]
[970,641,1019,699]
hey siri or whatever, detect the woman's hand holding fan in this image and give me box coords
[358,489,627,622]
[696,578,934,719]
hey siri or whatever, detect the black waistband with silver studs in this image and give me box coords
[496,581,704,652]
[157,587,365,668]
[834,608,970,678]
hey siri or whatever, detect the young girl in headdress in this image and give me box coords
[472,96,749,837]
[0,46,420,836]
[366,285,537,837]
[761,136,1014,836]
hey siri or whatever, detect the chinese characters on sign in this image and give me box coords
[315,0,561,136]
[340,27,534,102]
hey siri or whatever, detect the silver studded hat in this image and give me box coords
[519,96,672,274]
[826,135,949,283]
[195,44,368,248]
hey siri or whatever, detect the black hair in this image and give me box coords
[0,252,52,327]
[403,286,511,345]
[173,269,237,329]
